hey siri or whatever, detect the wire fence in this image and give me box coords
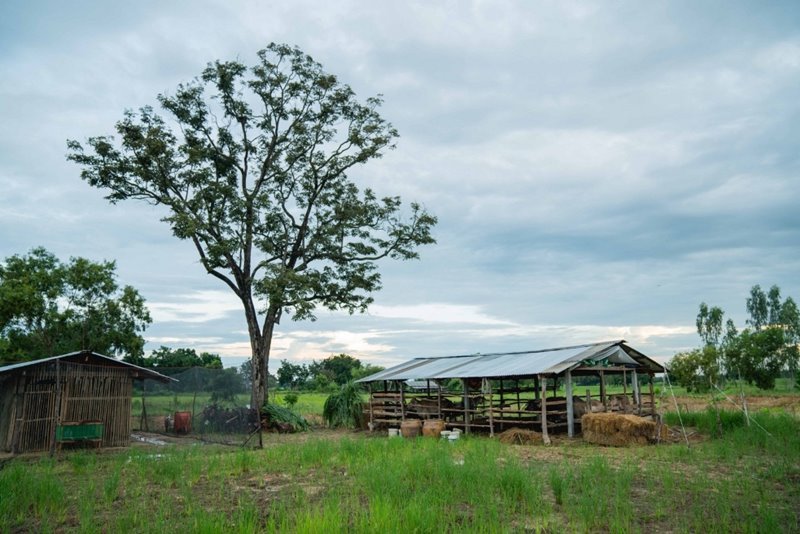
[131,367,260,447]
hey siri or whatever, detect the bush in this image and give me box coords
[322,382,364,428]
[262,403,309,432]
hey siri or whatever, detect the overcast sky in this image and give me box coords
[2,1,799,369]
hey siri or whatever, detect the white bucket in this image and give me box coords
[388,428,400,437]
[448,432,460,441]
[440,430,452,439]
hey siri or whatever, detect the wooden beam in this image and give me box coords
[648,373,655,416]
[599,371,607,410]
[565,370,574,438]
[485,378,495,438]
[368,383,374,430]
[540,375,550,445]
[463,379,470,435]
[400,383,406,422]
[633,370,641,413]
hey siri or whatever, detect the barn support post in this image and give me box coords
[49,359,62,457]
[540,374,550,445]
[9,376,23,454]
[633,370,641,413]
[648,373,655,416]
[463,379,470,434]
[623,369,628,396]
[565,370,574,438]
[437,381,443,419]
[599,371,607,411]
[400,382,406,422]
[368,383,374,430]
[484,378,495,438]
[534,376,540,401]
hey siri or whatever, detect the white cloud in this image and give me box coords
[369,303,514,326]
[148,290,241,323]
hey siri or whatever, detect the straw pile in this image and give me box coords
[498,427,543,445]
[581,413,657,447]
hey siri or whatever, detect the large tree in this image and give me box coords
[67,43,436,409]
[0,247,151,364]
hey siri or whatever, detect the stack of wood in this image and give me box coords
[497,427,543,445]
[581,413,657,446]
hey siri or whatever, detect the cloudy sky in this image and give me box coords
[2,1,799,369]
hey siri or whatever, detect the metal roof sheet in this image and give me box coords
[0,351,176,382]
[356,340,664,383]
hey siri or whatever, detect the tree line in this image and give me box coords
[669,284,799,392]
[276,353,383,391]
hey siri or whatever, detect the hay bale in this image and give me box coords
[581,413,657,447]
[498,427,543,445]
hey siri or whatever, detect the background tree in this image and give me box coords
[68,43,437,410]
[0,247,150,364]
[310,353,363,385]
[134,346,223,369]
[671,284,800,391]
[276,359,310,389]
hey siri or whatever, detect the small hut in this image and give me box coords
[356,340,665,439]
[0,351,173,454]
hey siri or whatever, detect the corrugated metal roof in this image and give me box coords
[0,351,176,382]
[356,340,664,383]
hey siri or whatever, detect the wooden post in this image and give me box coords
[499,379,504,410]
[484,378,495,438]
[463,379,470,434]
[623,369,627,396]
[368,383,374,430]
[565,370,574,438]
[648,373,655,416]
[633,370,641,413]
[540,375,550,445]
[400,382,406,422]
[534,376,540,400]
[437,381,443,420]
[49,359,62,457]
[599,371,607,411]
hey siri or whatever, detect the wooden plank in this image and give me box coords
[540,374,550,445]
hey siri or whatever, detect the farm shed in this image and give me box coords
[0,351,173,454]
[356,340,665,439]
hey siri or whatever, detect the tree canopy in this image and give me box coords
[67,43,436,409]
[0,247,151,364]
[129,345,223,369]
[669,284,799,391]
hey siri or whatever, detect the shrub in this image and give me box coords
[322,382,364,428]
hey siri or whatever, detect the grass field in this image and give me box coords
[2,404,798,532]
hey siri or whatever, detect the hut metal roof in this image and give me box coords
[356,340,664,383]
[0,351,176,382]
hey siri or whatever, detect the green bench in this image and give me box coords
[56,421,104,449]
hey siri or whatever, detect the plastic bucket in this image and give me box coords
[388,428,400,437]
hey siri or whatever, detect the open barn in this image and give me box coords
[356,340,665,439]
[0,351,173,454]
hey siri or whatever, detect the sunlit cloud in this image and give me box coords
[148,290,241,323]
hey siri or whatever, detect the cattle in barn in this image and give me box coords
[609,394,632,412]
[572,397,604,417]
[407,397,455,419]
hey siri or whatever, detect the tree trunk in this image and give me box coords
[247,305,279,412]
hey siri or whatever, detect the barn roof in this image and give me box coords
[0,351,176,382]
[356,340,664,383]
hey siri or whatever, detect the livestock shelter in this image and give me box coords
[0,351,173,454]
[356,340,665,439]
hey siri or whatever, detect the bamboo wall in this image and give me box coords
[4,361,134,453]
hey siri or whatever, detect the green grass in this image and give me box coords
[2,407,798,532]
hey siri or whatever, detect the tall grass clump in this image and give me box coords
[0,460,66,530]
[322,381,364,428]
